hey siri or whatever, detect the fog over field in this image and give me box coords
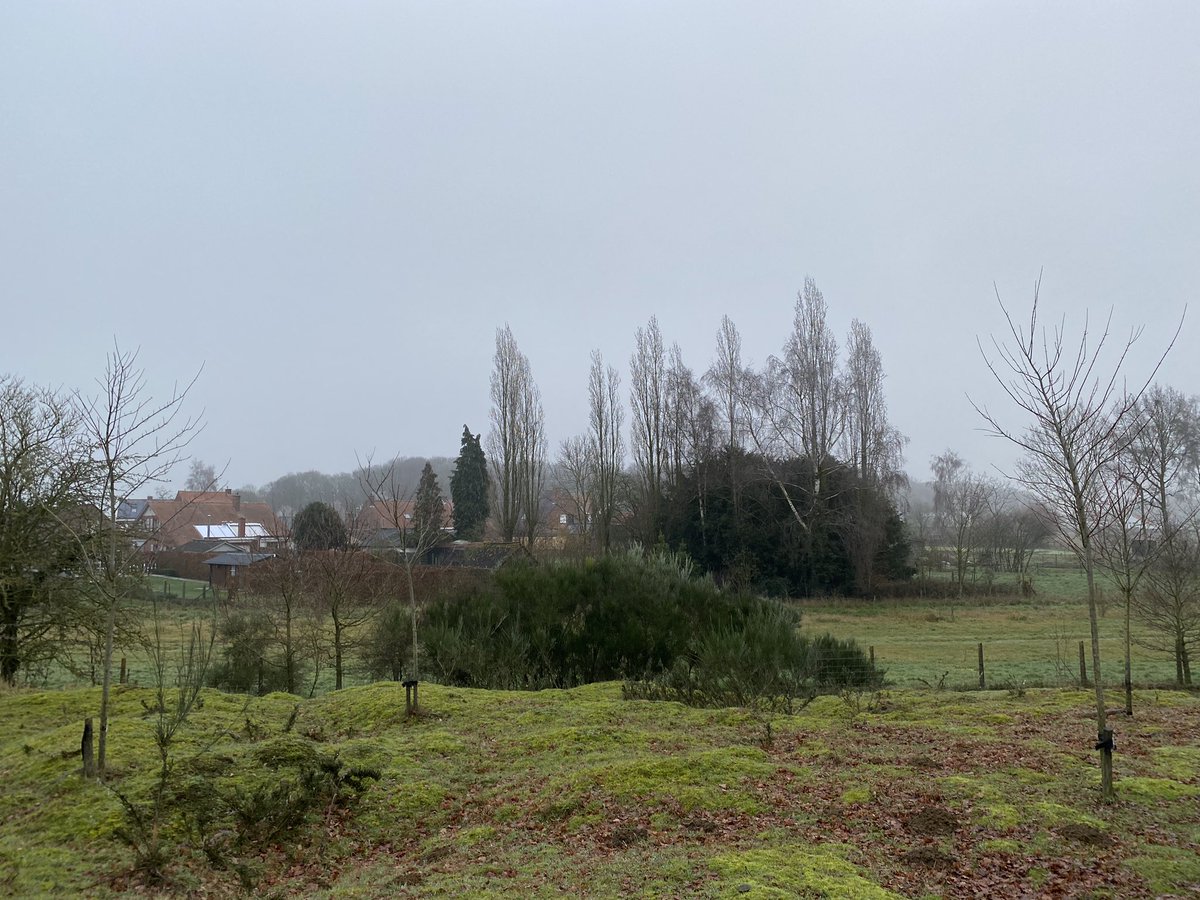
[3,3,1197,488]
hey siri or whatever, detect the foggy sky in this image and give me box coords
[3,2,1197,490]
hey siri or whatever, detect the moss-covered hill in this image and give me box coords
[1,682,1197,897]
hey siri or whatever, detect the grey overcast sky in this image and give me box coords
[3,2,1198,489]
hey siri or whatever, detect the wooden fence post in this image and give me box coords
[1079,641,1089,687]
[81,718,94,778]
[869,646,875,667]
[119,657,127,685]
[977,642,985,689]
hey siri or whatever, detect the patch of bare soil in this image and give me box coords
[907,754,938,770]
[606,825,648,848]
[1056,823,1112,847]
[906,806,959,836]
[901,846,956,868]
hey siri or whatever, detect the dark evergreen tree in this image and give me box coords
[413,462,446,540]
[292,501,347,552]
[659,450,911,596]
[450,425,489,541]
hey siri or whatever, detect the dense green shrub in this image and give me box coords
[421,549,880,705]
[423,550,752,689]
[624,602,881,711]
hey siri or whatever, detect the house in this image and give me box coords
[133,489,283,553]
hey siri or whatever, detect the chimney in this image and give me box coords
[233,492,241,512]
[238,517,246,538]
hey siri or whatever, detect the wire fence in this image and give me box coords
[865,638,1186,691]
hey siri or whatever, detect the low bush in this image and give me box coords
[420,549,880,707]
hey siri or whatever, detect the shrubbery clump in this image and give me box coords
[420,549,880,706]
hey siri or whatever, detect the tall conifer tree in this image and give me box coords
[450,426,489,540]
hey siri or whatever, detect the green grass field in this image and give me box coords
[803,561,1184,690]
[52,557,1192,700]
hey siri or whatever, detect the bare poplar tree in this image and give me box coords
[975,281,1178,799]
[488,325,524,543]
[663,346,720,540]
[663,345,692,490]
[843,319,906,492]
[704,315,747,456]
[630,316,667,539]
[588,350,624,552]
[487,324,544,544]
[786,278,843,477]
[744,278,846,551]
[517,375,547,545]
[75,345,201,780]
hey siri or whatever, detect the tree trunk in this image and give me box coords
[1,593,23,685]
[81,718,95,778]
[285,613,295,695]
[97,595,117,780]
[1177,634,1185,687]
[1082,543,1113,800]
[405,564,420,695]
[334,621,344,690]
[1123,589,1133,716]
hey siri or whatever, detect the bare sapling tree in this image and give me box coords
[1091,446,1158,714]
[304,509,383,690]
[74,344,202,780]
[588,351,624,552]
[243,551,312,695]
[974,279,1179,799]
[358,456,447,701]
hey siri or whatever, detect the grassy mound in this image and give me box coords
[0,681,1198,896]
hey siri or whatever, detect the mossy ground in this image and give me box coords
[1,678,1197,897]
